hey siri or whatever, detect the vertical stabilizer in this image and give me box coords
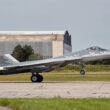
[0,54,19,66]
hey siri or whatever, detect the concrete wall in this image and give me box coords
[52,41,63,57]
[0,34,63,42]
[0,42,52,58]
[0,31,72,58]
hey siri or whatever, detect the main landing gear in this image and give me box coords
[80,64,85,75]
[31,72,43,82]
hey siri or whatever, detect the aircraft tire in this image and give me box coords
[37,75,43,82]
[31,75,38,82]
[80,70,85,75]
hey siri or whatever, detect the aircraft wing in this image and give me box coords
[2,56,81,70]
[1,46,110,72]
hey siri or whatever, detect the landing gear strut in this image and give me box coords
[80,64,85,75]
[31,72,43,82]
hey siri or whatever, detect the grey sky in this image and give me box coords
[0,0,110,52]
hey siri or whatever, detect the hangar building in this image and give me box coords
[0,31,72,58]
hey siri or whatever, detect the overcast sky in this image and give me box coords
[0,0,110,52]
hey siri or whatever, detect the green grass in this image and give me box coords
[0,98,110,110]
[1,72,110,81]
[44,72,110,81]
[56,65,110,72]
[1,65,110,82]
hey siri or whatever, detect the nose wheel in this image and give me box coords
[31,72,43,82]
[80,63,85,75]
[80,70,85,75]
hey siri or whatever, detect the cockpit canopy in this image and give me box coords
[87,46,107,52]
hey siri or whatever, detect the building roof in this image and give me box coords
[0,31,66,35]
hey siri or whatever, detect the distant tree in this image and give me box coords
[86,59,110,65]
[28,54,43,61]
[12,44,34,61]
[101,59,110,65]
[23,45,34,60]
[12,45,24,61]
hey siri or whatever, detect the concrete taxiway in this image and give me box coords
[0,106,10,110]
[0,81,110,98]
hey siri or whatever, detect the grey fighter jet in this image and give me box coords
[0,46,110,82]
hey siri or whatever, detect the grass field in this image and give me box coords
[56,65,110,72]
[0,98,110,110]
[1,72,110,81]
[0,65,110,81]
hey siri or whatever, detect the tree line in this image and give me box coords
[12,44,43,62]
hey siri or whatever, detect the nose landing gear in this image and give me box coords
[80,64,85,75]
[80,70,85,75]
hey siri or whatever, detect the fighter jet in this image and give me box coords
[0,46,110,82]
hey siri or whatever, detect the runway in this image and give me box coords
[0,81,110,98]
